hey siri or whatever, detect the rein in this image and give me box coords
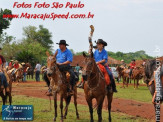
[84,60,105,91]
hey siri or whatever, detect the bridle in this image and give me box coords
[83,59,105,91]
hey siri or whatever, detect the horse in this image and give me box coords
[82,52,113,122]
[46,53,79,122]
[26,63,34,79]
[116,66,130,88]
[132,67,144,89]
[144,59,163,121]
[0,72,12,105]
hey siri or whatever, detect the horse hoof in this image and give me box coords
[53,118,56,121]
[77,116,79,119]
[63,116,66,119]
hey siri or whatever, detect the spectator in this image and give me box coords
[75,64,80,76]
[22,62,27,82]
[35,62,41,82]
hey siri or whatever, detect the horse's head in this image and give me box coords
[144,59,156,84]
[46,51,57,77]
[82,52,96,81]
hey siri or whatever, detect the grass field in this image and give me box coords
[0,95,153,122]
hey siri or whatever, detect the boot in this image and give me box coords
[112,79,118,93]
[46,88,53,96]
[107,85,112,93]
[67,86,74,96]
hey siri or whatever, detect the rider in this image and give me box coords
[121,59,126,68]
[46,40,75,96]
[94,39,117,92]
[129,59,136,78]
[78,39,117,92]
[8,60,14,70]
[0,47,10,92]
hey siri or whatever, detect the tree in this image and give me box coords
[23,25,53,48]
[0,9,13,34]
[0,32,15,44]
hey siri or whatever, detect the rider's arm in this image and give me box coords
[96,50,108,65]
[59,50,73,65]
[96,59,106,64]
[62,61,71,65]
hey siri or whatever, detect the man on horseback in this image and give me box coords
[78,39,117,92]
[0,47,10,92]
[129,59,136,78]
[46,40,76,96]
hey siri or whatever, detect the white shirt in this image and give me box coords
[35,64,41,71]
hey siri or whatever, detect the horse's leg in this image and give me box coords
[122,77,125,88]
[60,96,64,122]
[134,79,135,89]
[86,98,93,122]
[53,93,57,121]
[127,78,129,87]
[6,91,12,105]
[136,79,138,89]
[107,93,113,122]
[73,88,79,119]
[0,92,6,105]
[63,96,71,119]
[97,96,105,122]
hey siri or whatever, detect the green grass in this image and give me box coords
[0,95,152,122]
[114,84,152,103]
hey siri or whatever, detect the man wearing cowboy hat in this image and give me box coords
[121,59,126,68]
[95,39,117,92]
[0,47,10,92]
[78,39,117,92]
[47,40,76,96]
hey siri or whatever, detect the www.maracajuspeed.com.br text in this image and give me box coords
[3,12,94,20]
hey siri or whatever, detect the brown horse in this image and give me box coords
[132,67,144,89]
[82,52,113,122]
[116,66,129,88]
[0,73,12,105]
[46,53,79,122]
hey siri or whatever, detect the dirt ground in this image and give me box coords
[11,81,163,121]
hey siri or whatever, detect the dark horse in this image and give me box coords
[0,72,12,106]
[46,52,79,122]
[144,59,163,121]
[82,52,113,122]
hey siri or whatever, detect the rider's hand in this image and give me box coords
[96,62,99,65]
[57,63,63,65]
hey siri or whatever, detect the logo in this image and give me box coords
[2,105,33,121]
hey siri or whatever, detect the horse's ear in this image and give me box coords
[83,52,86,57]
[46,51,50,57]
[90,52,94,58]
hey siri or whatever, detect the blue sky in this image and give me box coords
[1,0,163,57]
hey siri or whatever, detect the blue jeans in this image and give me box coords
[36,71,40,81]
[105,66,114,84]
[23,73,26,82]
[0,72,8,88]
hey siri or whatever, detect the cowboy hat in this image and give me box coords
[10,60,14,62]
[15,60,18,63]
[97,39,107,46]
[56,40,69,46]
[21,62,25,65]
[121,59,124,62]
